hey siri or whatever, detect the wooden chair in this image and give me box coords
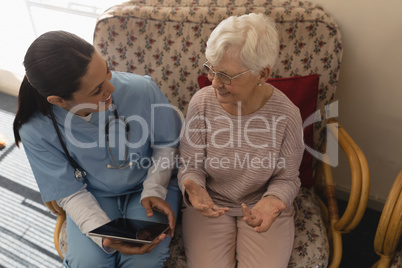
[372,171,402,268]
[45,1,370,267]
[45,200,66,260]
[314,119,370,266]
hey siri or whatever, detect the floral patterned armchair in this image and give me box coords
[46,0,375,267]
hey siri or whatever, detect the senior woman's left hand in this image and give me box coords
[141,196,176,237]
[241,195,286,233]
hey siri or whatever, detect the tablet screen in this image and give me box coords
[89,218,169,244]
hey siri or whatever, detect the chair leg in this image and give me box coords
[329,228,342,268]
[376,256,392,268]
[54,214,66,259]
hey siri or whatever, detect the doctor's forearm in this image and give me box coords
[57,186,115,253]
[140,147,177,201]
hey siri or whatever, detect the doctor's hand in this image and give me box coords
[241,195,286,233]
[141,196,175,237]
[102,234,167,255]
[184,179,229,218]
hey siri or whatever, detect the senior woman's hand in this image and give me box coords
[241,195,286,233]
[141,196,175,237]
[184,179,229,217]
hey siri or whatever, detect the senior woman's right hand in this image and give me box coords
[184,179,229,217]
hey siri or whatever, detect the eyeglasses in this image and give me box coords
[203,62,251,85]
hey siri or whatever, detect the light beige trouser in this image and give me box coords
[182,205,295,268]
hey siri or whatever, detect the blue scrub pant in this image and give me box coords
[63,178,182,268]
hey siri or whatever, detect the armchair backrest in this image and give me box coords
[94,0,342,150]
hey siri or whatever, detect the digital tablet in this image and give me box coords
[88,218,170,245]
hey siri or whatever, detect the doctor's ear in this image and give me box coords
[47,95,66,107]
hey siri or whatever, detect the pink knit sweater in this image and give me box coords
[178,86,304,216]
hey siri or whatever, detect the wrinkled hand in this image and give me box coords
[184,179,229,217]
[141,196,175,237]
[241,195,286,233]
[103,234,167,255]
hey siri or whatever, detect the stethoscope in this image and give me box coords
[105,102,132,169]
[50,101,131,181]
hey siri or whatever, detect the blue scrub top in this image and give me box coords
[20,72,182,202]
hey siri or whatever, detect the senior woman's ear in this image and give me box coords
[259,66,271,84]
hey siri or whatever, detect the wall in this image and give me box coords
[0,70,22,97]
[308,0,402,209]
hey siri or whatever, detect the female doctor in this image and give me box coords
[13,31,182,268]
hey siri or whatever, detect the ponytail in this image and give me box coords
[13,76,50,146]
[13,30,95,146]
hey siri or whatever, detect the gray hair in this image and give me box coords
[206,13,279,74]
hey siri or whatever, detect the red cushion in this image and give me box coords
[198,75,212,89]
[197,74,319,187]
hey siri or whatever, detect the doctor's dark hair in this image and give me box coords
[13,30,95,146]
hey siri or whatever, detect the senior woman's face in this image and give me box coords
[209,55,260,107]
[62,52,115,116]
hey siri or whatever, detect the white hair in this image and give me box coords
[206,13,279,74]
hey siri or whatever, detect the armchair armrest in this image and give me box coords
[315,119,370,267]
[45,201,66,259]
[45,200,65,216]
[373,171,402,268]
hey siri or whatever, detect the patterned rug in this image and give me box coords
[0,108,63,267]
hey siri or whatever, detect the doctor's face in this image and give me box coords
[63,51,115,116]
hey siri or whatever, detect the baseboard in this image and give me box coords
[335,186,385,212]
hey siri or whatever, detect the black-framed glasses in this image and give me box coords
[203,62,251,85]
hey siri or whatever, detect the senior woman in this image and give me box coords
[13,31,181,267]
[178,13,304,267]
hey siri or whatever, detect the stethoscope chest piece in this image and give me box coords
[74,168,87,181]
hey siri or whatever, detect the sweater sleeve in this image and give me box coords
[263,108,304,208]
[177,94,208,206]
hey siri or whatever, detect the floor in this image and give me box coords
[337,199,381,267]
[0,93,63,267]
[0,91,382,267]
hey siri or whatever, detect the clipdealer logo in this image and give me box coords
[62,101,339,167]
